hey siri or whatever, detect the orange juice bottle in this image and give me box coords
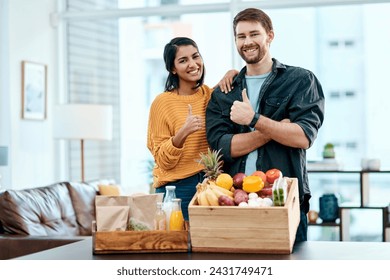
[169,198,184,231]
[163,185,176,231]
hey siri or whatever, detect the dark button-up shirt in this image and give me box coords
[206,58,325,207]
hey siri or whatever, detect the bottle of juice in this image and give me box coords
[162,185,176,231]
[169,198,184,231]
[153,202,166,230]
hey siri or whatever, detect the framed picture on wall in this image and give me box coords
[21,61,47,120]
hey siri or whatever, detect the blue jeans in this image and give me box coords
[295,197,310,242]
[155,172,204,221]
[295,210,308,242]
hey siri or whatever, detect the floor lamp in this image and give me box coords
[53,104,113,182]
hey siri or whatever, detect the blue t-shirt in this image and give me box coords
[245,72,270,175]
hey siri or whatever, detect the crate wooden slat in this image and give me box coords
[188,178,300,254]
[93,223,189,254]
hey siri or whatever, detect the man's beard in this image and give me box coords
[238,44,266,64]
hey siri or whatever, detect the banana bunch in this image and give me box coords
[196,180,234,206]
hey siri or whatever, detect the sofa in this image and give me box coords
[0,179,114,259]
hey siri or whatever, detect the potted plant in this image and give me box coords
[322,143,336,159]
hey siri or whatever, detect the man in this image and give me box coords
[206,8,325,241]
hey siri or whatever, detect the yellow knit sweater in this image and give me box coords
[147,85,213,188]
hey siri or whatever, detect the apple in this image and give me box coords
[232,172,246,189]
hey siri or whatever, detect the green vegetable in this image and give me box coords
[127,217,151,231]
[273,187,285,206]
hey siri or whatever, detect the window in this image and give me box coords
[66,0,120,182]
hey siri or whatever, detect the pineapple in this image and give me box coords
[196,148,235,206]
[197,148,224,181]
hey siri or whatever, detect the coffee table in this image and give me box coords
[13,237,390,260]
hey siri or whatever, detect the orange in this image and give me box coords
[242,175,265,193]
[216,173,233,190]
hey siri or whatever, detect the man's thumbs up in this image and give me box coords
[188,104,192,116]
[230,88,255,126]
[242,88,250,103]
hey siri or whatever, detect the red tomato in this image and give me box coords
[251,170,266,183]
[265,168,282,184]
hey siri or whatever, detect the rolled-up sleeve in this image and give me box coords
[206,91,236,163]
[289,72,325,147]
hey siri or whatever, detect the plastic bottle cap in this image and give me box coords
[166,185,176,190]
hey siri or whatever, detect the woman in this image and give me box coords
[147,37,236,220]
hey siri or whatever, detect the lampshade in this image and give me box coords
[0,146,8,166]
[53,104,113,182]
[53,104,113,140]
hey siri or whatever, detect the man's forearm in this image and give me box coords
[256,116,309,149]
[230,130,271,158]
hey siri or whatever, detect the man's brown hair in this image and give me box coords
[233,8,273,36]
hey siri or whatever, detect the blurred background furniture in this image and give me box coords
[308,170,390,242]
[0,178,114,259]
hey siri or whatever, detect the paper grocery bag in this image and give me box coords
[128,193,163,231]
[95,196,131,231]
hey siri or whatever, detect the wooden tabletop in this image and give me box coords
[14,237,390,260]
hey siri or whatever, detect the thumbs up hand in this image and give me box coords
[230,88,255,125]
[241,87,250,103]
[172,104,204,148]
[182,104,203,134]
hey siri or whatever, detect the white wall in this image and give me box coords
[0,0,11,188]
[0,0,58,189]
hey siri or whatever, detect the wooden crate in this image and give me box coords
[188,178,300,254]
[92,222,189,254]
